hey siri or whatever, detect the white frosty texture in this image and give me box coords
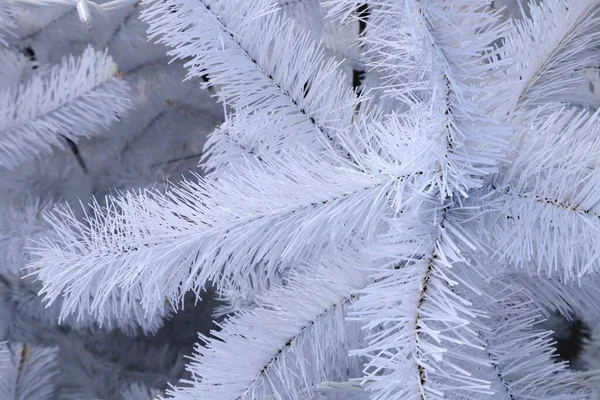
[0,46,130,168]
[0,1,223,399]
[0,342,59,400]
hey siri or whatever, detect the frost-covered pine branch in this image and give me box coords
[0,46,130,168]
[0,0,226,398]
[25,0,600,399]
[170,254,367,400]
[0,342,59,400]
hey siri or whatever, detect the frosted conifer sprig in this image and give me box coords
[0,342,59,400]
[500,0,600,112]
[0,46,130,168]
[30,139,422,318]
[27,0,600,398]
[26,198,174,330]
[326,0,513,198]
[478,281,583,399]
[141,0,371,163]
[479,107,600,280]
[171,257,367,400]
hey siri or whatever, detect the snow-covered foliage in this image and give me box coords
[4,0,600,399]
[0,0,222,398]
[0,46,130,168]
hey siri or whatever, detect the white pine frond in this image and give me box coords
[211,262,290,317]
[203,98,385,176]
[501,0,600,113]
[8,276,171,335]
[0,46,130,168]
[321,1,411,115]
[202,109,326,175]
[29,145,412,318]
[0,343,59,400]
[326,4,520,388]
[353,261,491,399]
[339,0,512,197]
[479,277,588,399]
[141,0,364,162]
[201,112,263,175]
[279,0,361,78]
[13,199,171,333]
[480,107,600,280]
[323,0,421,108]
[404,0,513,197]
[348,214,494,400]
[167,257,367,400]
[22,1,600,398]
